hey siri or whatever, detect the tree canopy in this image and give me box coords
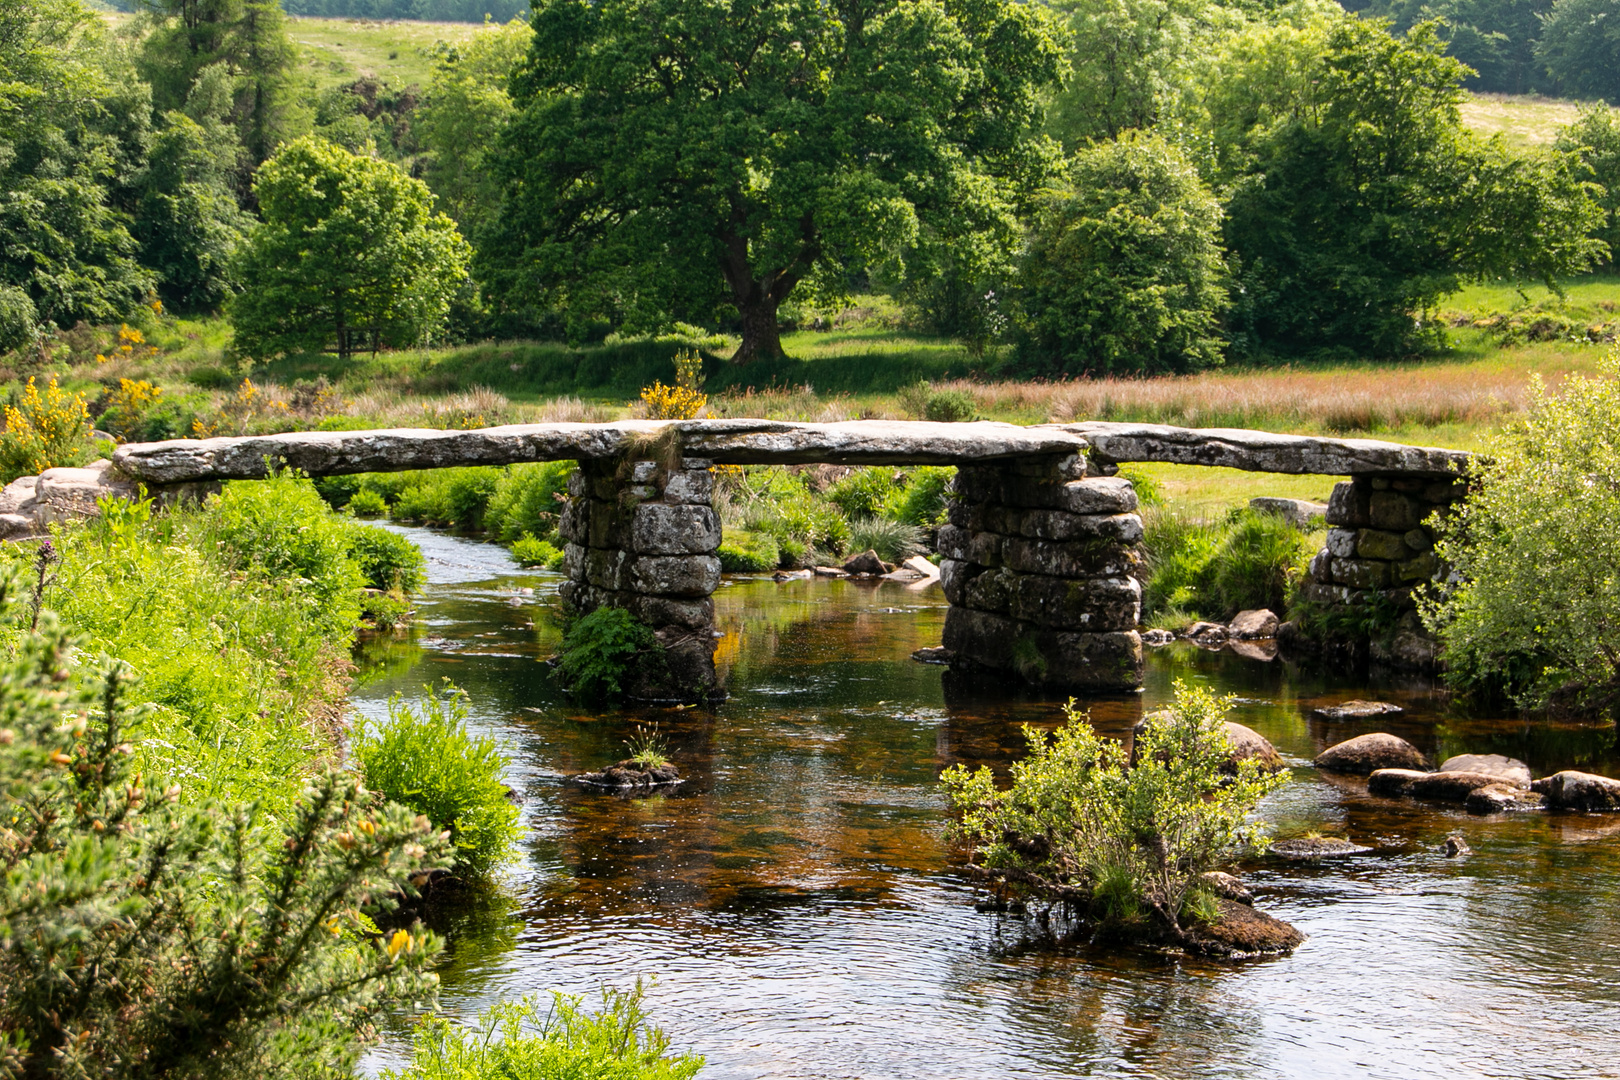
[231,137,471,360]
[485,0,1068,361]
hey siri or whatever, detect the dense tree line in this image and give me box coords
[4,0,1620,371]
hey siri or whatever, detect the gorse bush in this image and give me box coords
[923,388,979,422]
[557,607,658,702]
[639,348,708,419]
[941,682,1286,942]
[382,982,703,1080]
[353,683,521,877]
[0,566,449,1080]
[0,376,94,483]
[1421,354,1620,711]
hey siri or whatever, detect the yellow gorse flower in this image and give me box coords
[1,376,91,477]
[639,348,708,419]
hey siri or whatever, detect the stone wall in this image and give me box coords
[936,454,1145,691]
[557,457,723,702]
[1296,474,1465,668]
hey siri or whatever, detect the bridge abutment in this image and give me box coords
[558,456,724,702]
[937,454,1146,692]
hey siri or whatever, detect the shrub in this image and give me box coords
[353,683,521,877]
[730,467,851,557]
[888,465,955,528]
[0,571,449,1079]
[557,607,658,702]
[347,522,427,592]
[639,348,707,419]
[848,517,925,563]
[348,487,389,516]
[0,376,93,482]
[0,284,37,353]
[483,461,575,543]
[1421,355,1620,710]
[1554,106,1620,267]
[97,378,167,440]
[210,473,366,633]
[718,529,780,572]
[827,467,895,520]
[1207,511,1313,617]
[924,389,979,422]
[511,533,565,569]
[382,983,703,1080]
[941,682,1285,941]
[1018,132,1228,376]
[391,467,504,528]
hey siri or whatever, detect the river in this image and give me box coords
[354,526,1620,1080]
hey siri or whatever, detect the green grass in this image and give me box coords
[1458,92,1593,149]
[286,15,487,90]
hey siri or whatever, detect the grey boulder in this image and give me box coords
[1315,732,1429,775]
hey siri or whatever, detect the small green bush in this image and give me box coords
[382,982,703,1080]
[348,487,389,516]
[923,389,978,422]
[211,473,366,633]
[848,517,924,563]
[361,589,414,630]
[827,467,896,520]
[718,529,780,572]
[1142,508,1310,623]
[346,522,427,592]
[1422,356,1620,709]
[484,461,576,543]
[353,683,521,877]
[887,465,955,527]
[942,681,1285,940]
[511,533,565,569]
[557,607,657,702]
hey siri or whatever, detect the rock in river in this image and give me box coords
[1532,770,1620,811]
[1224,722,1286,774]
[1465,783,1543,815]
[1315,732,1430,775]
[1186,899,1306,958]
[1439,753,1532,788]
[1228,609,1280,640]
[842,549,888,576]
[1271,837,1372,859]
[1312,700,1404,722]
[575,760,682,790]
[1370,768,1520,804]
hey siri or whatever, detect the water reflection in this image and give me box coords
[356,527,1620,1080]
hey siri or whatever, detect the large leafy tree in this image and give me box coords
[231,137,472,360]
[1018,131,1228,375]
[486,0,1067,362]
[0,0,155,331]
[1537,0,1620,101]
[1212,17,1604,356]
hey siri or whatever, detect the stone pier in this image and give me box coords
[556,455,724,702]
[937,454,1145,691]
[1295,473,1467,667]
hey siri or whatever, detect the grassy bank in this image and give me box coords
[0,474,423,821]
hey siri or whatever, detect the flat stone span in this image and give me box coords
[110,419,1470,483]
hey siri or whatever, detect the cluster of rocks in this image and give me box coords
[936,455,1144,691]
[557,456,722,702]
[786,551,940,583]
[574,759,682,790]
[1313,729,1620,814]
[1298,476,1466,669]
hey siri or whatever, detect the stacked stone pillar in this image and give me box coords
[937,453,1145,691]
[1298,474,1465,667]
[557,456,723,702]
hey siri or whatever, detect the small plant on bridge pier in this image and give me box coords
[941,681,1285,944]
[556,606,662,702]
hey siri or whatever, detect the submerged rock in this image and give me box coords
[1442,835,1472,857]
[1185,621,1228,647]
[1229,609,1280,640]
[1466,783,1543,815]
[911,646,952,665]
[575,759,682,789]
[1439,754,1532,788]
[1186,898,1306,957]
[1140,628,1176,647]
[1312,700,1404,722]
[1270,836,1372,859]
[1228,639,1279,662]
[1532,770,1620,811]
[1315,733,1430,775]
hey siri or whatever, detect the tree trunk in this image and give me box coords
[732,293,784,364]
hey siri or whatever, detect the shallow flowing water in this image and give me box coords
[355,527,1620,1080]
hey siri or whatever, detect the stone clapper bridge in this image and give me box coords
[34,419,1467,701]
